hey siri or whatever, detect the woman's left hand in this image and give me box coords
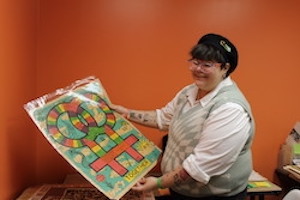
[132,177,158,192]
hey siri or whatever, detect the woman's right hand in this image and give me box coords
[109,104,130,117]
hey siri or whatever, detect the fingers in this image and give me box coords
[140,177,146,184]
[132,183,146,192]
[108,103,116,109]
[132,184,142,191]
[132,177,145,191]
[109,103,120,111]
[108,104,128,115]
[132,177,157,192]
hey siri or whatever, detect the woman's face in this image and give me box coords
[188,59,229,92]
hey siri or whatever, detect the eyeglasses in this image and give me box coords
[188,59,220,73]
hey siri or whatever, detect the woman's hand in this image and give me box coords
[109,104,129,117]
[132,177,158,193]
[132,167,190,192]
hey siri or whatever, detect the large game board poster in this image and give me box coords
[24,76,161,200]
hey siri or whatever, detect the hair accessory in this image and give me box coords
[197,33,238,75]
[220,40,231,52]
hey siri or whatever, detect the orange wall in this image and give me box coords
[0,0,37,199]
[36,0,300,183]
[2,0,300,199]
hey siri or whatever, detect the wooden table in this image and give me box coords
[17,173,155,200]
[247,181,282,200]
[276,167,300,197]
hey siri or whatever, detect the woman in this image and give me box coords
[111,33,255,200]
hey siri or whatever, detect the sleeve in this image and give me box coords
[156,88,187,131]
[182,103,251,184]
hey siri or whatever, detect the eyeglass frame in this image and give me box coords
[188,59,223,73]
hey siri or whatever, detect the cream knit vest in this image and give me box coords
[161,82,255,197]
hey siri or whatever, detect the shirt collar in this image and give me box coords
[186,77,233,106]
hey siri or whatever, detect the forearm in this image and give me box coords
[132,166,191,192]
[158,166,190,189]
[109,104,158,128]
[127,110,158,128]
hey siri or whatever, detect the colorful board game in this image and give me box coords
[24,76,161,200]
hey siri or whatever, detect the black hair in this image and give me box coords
[190,43,226,64]
[189,44,231,76]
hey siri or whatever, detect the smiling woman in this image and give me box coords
[187,34,236,96]
[110,33,255,200]
[188,59,226,98]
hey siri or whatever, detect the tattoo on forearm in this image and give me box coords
[143,113,151,122]
[138,113,143,120]
[129,113,144,121]
[129,112,135,119]
[173,174,182,185]
[179,168,189,181]
[173,168,189,186]
[128,111,157,127]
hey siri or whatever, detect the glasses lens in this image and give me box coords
[189,60,215,73]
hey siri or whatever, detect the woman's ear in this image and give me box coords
[222,63,230,79]
[224,63,230,71]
